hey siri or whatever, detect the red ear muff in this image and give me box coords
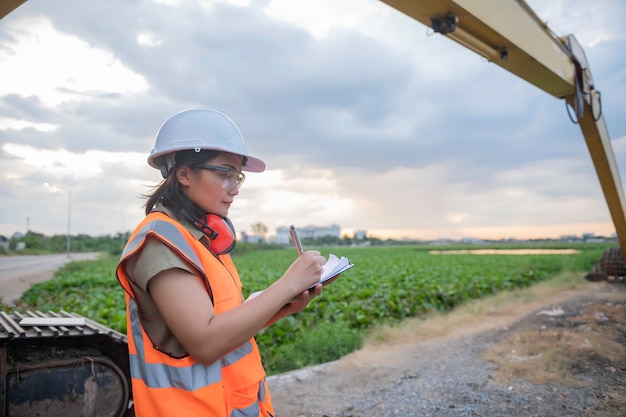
[169,204,237,255]
[199,214,236,255]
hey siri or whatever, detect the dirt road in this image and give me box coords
[268,279,626,417]
[0,253,101,305]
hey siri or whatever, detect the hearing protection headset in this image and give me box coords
[198,214,236,255]
[176,207,237,255]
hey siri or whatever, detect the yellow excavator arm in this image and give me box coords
[380,0,626,257]
[0,0,25,20]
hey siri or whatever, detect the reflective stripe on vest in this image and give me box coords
[121,219,203,271]
[128,299,222,390]
[232,401,260,417]
[128,299,255,390]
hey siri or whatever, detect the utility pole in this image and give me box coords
[44,183,71,258]
[66,189,71,258]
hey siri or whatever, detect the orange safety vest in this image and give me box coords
[116,212,274,417]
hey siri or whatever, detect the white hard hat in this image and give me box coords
[148,108,266,177]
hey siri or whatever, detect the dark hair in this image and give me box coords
[144,149,221,218]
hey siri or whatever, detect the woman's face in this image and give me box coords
[177,152,244,217]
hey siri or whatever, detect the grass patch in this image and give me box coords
[262,322,362,375]
[364,271,590,347]
[480,277,626,405]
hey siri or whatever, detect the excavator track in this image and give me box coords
[0,310,133,417]
[585,247,626,283]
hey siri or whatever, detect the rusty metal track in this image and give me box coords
[0,310,127,341]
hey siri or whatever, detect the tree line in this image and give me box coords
[0,230,130,256]
[0,228,396,257]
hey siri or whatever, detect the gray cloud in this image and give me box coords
[1,0,625,239]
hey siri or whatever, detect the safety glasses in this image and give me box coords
[198,164,246,192]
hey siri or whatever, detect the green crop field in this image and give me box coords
[8,242,608,374]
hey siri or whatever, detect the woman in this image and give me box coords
[116,108,327,416]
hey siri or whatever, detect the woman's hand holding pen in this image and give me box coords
[256,251,325,326]
[282,250,326,295]
[284,225,325,294]
[256,226,326,320]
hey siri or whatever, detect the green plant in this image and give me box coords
[261,322,362,375]
[10,242,604,375]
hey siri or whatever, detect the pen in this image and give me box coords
[289,225,304,255]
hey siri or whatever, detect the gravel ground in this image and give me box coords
[268,281,626,417]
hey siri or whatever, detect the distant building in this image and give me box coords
[240,232,265,244]
[354,230,367,240]
[586,237,605,243]
[275,224,341,245]
[461,237,484,244]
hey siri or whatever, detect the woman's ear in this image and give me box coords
[176,166,192,186]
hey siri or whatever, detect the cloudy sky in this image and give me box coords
[1,0,625,242]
